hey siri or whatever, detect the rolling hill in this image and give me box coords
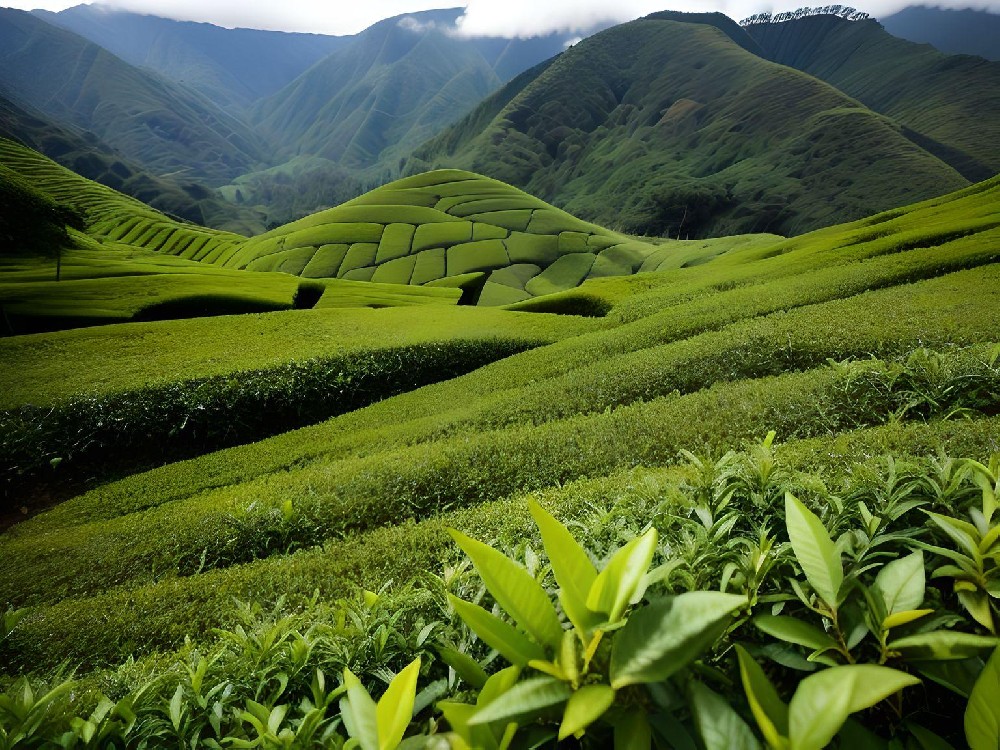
[881,5,1000,61]
[0,139,685,315]
[0,8,269,185]
[33,4,347,114]
[410,12,968,238]
[745,14,1000,182]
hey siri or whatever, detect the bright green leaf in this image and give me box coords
[449,529,564,649]
[737,645,790,749]
[874,551,926,616]
[690,681,762,750]
[341,668,379,750]
[587,528,658,622]
[478,666,522,707]
[789,666,920,750]
[610,591,744,688]
[558,685,615,740]
[376,657,420,750]
[528,500,602,638]
[882,609,934,630]
[785,493,843,610]
[449,595,546,666]
[965,646,1000,750]
[468,677,571,725]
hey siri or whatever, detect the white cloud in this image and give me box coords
[3,0,998,36]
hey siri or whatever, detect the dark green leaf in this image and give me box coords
[889,632,999,661]
[690,681,761,750]
[754,615,840,653]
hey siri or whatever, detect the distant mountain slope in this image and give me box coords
[251,11,502,173]
[411,14,967,238]
[251,9,582,176]
[0,95,263,233]
[881,6,1000,61]
[0,8,268,185]
[745,15,1000,181]
[33,4,347,113]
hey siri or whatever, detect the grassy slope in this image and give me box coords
[410,16,967,239]
[746,15,1000,182]
[0,140,472,333]
[2,174,998,669]
[0,8,268,185]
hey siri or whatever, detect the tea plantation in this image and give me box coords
[1,156,1000,746]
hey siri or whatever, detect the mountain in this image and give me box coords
[745,14,1000,182]
[251,9,581,176]
[33,4,347,114]
[0,8,269,185]
[0,94,263,232]
[881,6,1000,62]
[410,13,968,238]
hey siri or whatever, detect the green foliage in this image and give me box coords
[442,502,743,747]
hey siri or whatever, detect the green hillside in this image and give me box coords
[0,140,678,309]
[410,14,969,238]
[1,169,998,747]
[0,8,269,185]
[746,14,1000,182]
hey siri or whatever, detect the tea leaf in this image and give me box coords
[785,493,843,610]
[449,529,563,648]
[558,685,615,740]
[690,681,761,750]
[965,646,1000,750]
[611,591,744,688]
[789,666,920,750]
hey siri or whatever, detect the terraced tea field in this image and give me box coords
[2,143,1000,747]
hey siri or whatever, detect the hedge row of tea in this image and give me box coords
[0,338,551,505]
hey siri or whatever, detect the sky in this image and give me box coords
[4,0,999,36]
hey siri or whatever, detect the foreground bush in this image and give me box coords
[3,444,1000,748]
